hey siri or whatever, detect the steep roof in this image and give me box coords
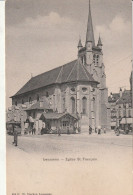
[25,100,51,111]
[11,59,97,98]
[116,90,131,104]
[108,93,120,103]
[40,112,78,120]
[97,36,102,46]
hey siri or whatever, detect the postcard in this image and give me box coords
[5,0,133,195]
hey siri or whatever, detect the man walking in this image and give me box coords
[12,125,18,146]
[89,126,92,134]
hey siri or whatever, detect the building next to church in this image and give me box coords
[108,88,133,131]
[130,68,133,129]
[7,1,111,134]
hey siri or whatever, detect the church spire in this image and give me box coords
[86,0,95,46]
[97,35,102,47]
[77,36,83,50]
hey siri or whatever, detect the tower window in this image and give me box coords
[96,55,99,64]
[71,87,75,92]
[82,87,87,92]
[46,92,49,97]
[29,97,32,104]
[37,94,39,101]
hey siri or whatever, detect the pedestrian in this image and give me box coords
[58,128,61,136]
[115,126,120,136]
[89,126,92,134]
[32,128,34,135]
[98,126,101,135]
[33,127,36,135]
[13,125,18,146]
[67,126,70,134]
[103,127,106,134]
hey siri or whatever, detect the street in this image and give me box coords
[6,131,133,195]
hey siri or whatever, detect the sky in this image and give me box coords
[6,0,132,108]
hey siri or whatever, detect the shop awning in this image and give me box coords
[111,122,116,126]
[120,118,133,124]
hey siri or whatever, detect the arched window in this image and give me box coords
[37,94,39,101]
[71,97,75,114]
[128,109,131,117]
[62,97,65,112]
[22,99,24,104]
[93,54,96,64]
[82,97,87,114]
[46,91,49,97]
[84,56,86,64]
[29,97,32,104]
[96,55,99,64]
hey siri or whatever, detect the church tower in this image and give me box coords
[78,0,110,130]
[85,0,94,73]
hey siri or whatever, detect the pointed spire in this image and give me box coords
[86,0,95,46]
[77,36,83,49]
[97,35,102,46]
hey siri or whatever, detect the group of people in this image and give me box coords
[89,126,106,135]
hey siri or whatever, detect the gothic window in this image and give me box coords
[46,91,49,97]
[128,109,131,117]
[93,54,96,64]
[123,110,126,117]
[37,94,39,101]
[71,97,75,114]
[33,112,35,118]
[29,97,32,104]
[81,57,83,63]
[84,56,86,64]
[71,87,75,92]
[96,55,99,64]
[82,87,87,92]
[82,97,87,114]
[63,97,65,112]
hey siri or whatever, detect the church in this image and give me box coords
[7,1,111,134]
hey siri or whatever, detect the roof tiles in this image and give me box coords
[12,59,97,97]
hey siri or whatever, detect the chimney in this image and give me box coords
[110,92,113,98]
[120,88,122,97]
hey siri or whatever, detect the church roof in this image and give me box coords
[25,100,51,111]
[11,59,98,98]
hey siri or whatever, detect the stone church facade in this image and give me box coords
[7,1,111,133]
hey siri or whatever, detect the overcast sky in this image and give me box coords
[6,0,132,108]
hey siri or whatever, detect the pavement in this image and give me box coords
[6,131,133,195]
